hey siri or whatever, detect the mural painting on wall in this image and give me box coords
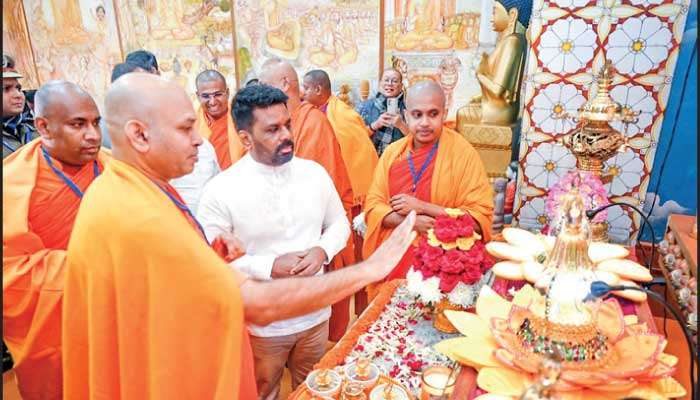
[21,0,122,107]
[116,0,237,103]
[513,0,691,243]
[384,0,495,120]
[233,0,380,99]
[3,0,40,90]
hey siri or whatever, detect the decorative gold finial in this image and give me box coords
[558,59,638,179]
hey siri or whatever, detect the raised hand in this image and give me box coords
[366,211,417,281]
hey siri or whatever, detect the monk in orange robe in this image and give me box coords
[3,81,108,400]
[260,59,356,341]
[363,81,494,299]
[195,69,245,169]
[62,73,417,399]
[302,69,379,313]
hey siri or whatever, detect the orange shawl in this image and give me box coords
[362,127,494,262]
[62,158,256,400]
[291,102,356,340]
[325,96,378,206]
[195,105,246,170]
[3,140,109,400]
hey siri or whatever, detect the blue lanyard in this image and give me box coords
[41,147,100,198]
[408,141,439,193]
[154,183,209,243]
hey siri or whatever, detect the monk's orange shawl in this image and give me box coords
[62,158,256,399]
[325,96,378,206]
[195,105,246,169]
[3,140,109,399]
[362,128,494,261]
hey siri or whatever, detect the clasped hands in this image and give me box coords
[390,193,434,234]
[271,247,328,279]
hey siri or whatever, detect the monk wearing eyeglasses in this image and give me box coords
[195,69,245,169]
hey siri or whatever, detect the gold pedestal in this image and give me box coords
[458,123,515,179]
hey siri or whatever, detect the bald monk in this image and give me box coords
[259,58,355,341]
[62,73,417,399]
[195,69,245,169]
[3,81,107,400]
[363,81,494,298]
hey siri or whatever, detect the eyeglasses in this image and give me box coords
[199,91,226,101]
[382,79,401,85]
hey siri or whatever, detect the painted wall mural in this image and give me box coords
[3,0,41,90]
[115,0,237,103]
[383,0,497,119]
[21,0,123,108]
[513,0,692,243]
[233,0,381,99]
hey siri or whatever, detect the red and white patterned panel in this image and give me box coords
[513,0,690,243]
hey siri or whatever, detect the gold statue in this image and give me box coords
[456,1,526,126]
[455,0,527,179]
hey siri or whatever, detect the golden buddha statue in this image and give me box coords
[456,0,529,179]
[457,1,526,126]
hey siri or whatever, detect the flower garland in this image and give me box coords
[343,285,455,394]
[407,208,495,307]
[545,171,609,230]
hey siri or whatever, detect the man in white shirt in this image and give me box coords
[198,84,350,399]
[170,137,220,213]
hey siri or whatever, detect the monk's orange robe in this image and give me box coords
[196,106,246,170]
[62,158,257,400]
[3,140,108,400]
[362,128,494,298]
[324,96,379,206]
[291,102,355,341]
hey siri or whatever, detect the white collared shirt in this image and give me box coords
[197,154,350,337]
[171,138,220,214]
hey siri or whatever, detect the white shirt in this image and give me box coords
[197,154,350,337]
[171,138,220,214]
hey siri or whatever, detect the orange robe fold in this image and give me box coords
[362,128,494,298]
[291,102,355,341]
[3,140,108,400]
[196,106,246,170]
[62,158,257,400]
[324,96,379,206]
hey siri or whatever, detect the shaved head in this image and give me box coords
[35,80,94,118]
[34,80,102,166]
[259,58,300,101]
[105,73,202,181]
[404,80,446,147]
[302,69,331,107]
[195,69,229,119]
[195,69,226,88]
[406,80,446,109]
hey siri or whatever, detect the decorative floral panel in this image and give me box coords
[513,0,691,243]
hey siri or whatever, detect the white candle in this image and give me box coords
[424,372,453,388]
